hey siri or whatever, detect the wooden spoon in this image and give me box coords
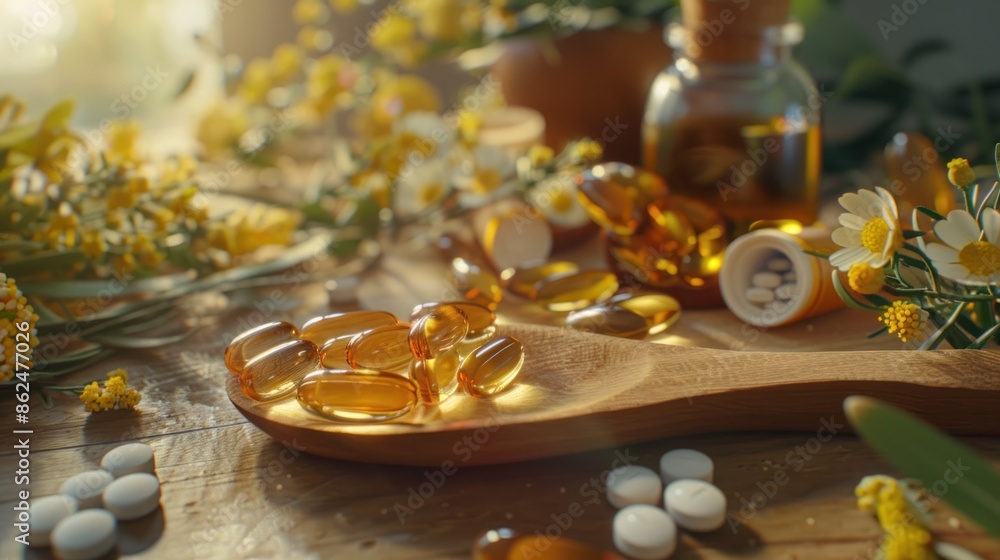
[227,323,1000,466]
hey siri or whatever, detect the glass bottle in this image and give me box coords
[643,0,821,233]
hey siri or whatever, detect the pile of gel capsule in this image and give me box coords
[473,449,726,559]
[225,302,525,422]
[26,442,161,560]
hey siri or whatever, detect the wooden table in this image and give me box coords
[3,242,999,559]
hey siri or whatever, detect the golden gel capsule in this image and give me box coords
[449,258,503,310]
[240,339,320,401]
[297,369,418,423]
[299,310,399,346]
[472,528,622,560]
[408,305,469,360]
[472,528,520,560]
[576,162,669,235]
[615,293,682,335]
[345,324,413,373]
[410,301,497,341]
[565,304,650,339]
[502,261,579,300]
[534,270,619,312]
[224,321,299,375]
[458,336,524,397]
[409,349,461,404]
[319,336,352,369]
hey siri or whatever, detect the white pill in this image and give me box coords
[27,495,78,547]
[783,271,797,282]
[60,470,114,509]
[101,442,155,477]
[51,509,116,560]
[613,504,677,559]
[765,258,792,272]
[751,271,783,288]
[660,449,714,484]
[102,473,161,521]
[745,287,775,304]
[664,479,727,532]
[606,466,663,509]
[775,283,797,300]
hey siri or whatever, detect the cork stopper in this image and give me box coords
[679,0,792,63]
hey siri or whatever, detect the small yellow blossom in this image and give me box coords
[293,0,329,24]
[410,0,466,41]
[106,185,138,212]
[878,300,928,343]
[197,101,249,160]
[329,0,357,13]
[239,59,273,105]
[80,369,141,413]
[0,273,40,382]
[80,230,108,260]
[848,263,885,294]
[528,144,554,167]
[297,26,333,52]
[132,234,165,268]
[946,158,975,188]
[574,139,603,162]
[105,120,142,165]
[270,43,304,84]
[42,202,80,249]
[456,109,483,145]
[855,476,934,560]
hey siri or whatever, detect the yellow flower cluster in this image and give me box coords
[80,369,141,413]
[0,273,39,382]
[848,263,885,295]
[946,158,975,188]
[205,204,302,261]
[855,476,934,560]
[879,300,927,343]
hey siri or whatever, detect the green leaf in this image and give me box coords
[919,303,964,350]
[0,250,86,279]
[861,292,891,307]
[902,230,927,239]
[867,326,888,339]
[967,322,1000,349]
[794,1,879,71]
[835,55,911,105]
[803,249,831,259]
[41,99,75,129]
[845,396,1000,538]
[900,39,949,69]
[916,206,946,221]
[88,329,196,349]
[831,270,883,311]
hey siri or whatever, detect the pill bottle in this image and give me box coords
[643,0,821,233]
[719,227,843,327]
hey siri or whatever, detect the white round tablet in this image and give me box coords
[100,442,155,477]
[613,504,677,560]
[28,495,78,547]
[664,479,727,532]
[59,470,115,510]
[51,509,116,560]
[102,473,161,521]
[606,465,662,509]
[660,449,714,484]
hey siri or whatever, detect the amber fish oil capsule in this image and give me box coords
[345,324,413,373]
[565,304,649,339]
[458,336,525,397]
[299,310,399,346]
[241,339,320,401]
[408,305,469,360]
[224,321,299,374]
[410,301,496,341]
[534,270,619,312]
[297,369,418,422]
[576,162,669,236]
[449,258,503,310]
[502,261,579,300]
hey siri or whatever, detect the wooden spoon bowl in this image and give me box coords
[227,323,1000,466]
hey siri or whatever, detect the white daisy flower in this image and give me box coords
[392,111,453,160]
[453,144,517,207]
[394,157,450,218]
[830,187,903,271]
[925,208,1000,285]
[527,172,589,229]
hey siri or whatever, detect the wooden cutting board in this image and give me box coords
[227,323,1000,466]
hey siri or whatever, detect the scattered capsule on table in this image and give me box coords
[224,321,299,374]
[449,258,503,310]
[345,324,413,373]
[576,163,669,236]
[565,304,649,339]
[534,270,619,312]
[299,310,399,346]
[297,369,419,423]
[472,528,624,560]
[408,305,469,360]
[458,336,525,397]
[644,199,698,257]
[410,301,497,342]
[240,339,321,401]
[502,261,580,300]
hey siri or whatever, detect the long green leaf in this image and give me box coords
[24,271,196,298]
[919,304,964,350]
[845,396,1000,538]
[88,329,196,349]
[967,322,1000,349]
